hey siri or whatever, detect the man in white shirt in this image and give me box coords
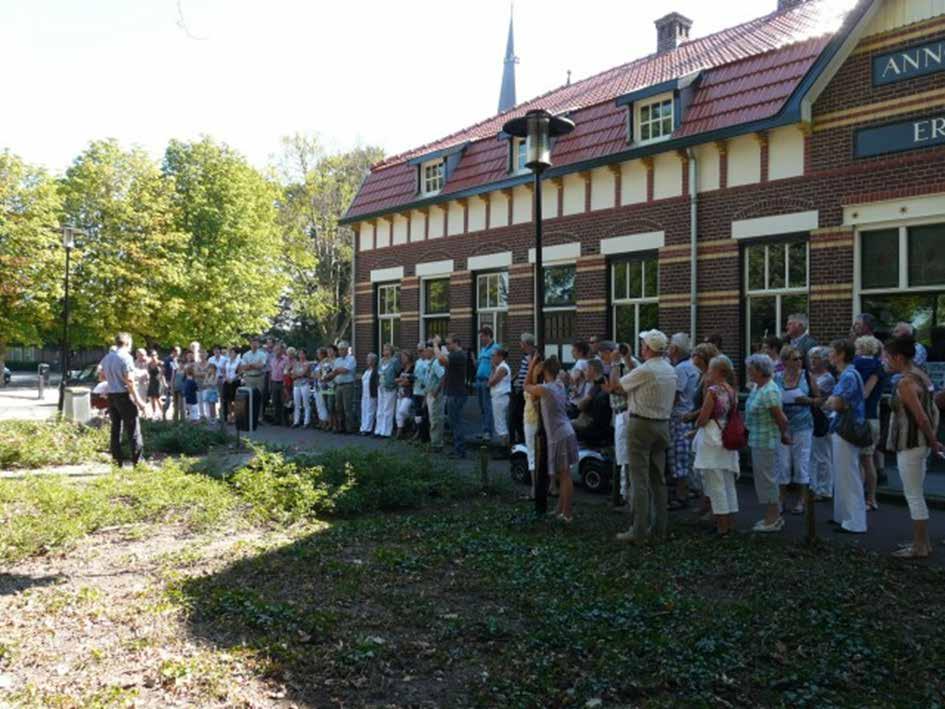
[100,332,147,467]
[617,329,677,544]
[239,337,268,428]
[327,340,358,434]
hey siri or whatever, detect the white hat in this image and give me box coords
[639,329,669,353]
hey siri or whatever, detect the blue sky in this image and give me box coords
[2,0,766,174]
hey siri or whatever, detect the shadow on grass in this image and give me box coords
[0,572,61,596]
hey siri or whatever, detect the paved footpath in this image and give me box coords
[240,421,945,565]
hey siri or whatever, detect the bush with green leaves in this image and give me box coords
[0,420,108,469]
[229,447,474,523]
[139,421,230,456]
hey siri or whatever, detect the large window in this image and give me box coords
[543,265,576,361]
[612,254,659,355]
[422,278,450,342]
[422,160,444,195]
[859,222,945,345]
[638,97,673,144]
[744,239,808,352]
[477,271,508,348]
[377,283,401,349]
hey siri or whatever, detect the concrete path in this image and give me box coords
[0,374,60,422]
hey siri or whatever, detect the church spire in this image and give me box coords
[498,5,518,114]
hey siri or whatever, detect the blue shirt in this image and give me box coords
[332,354,357,385]
[476,342,498,381]
[672,358,701,417]
[830,365,865,433]
[413,358,430,396]
[775,370,813,432]
[183,378,199,405]
[100,349,134,394]
[853,355,884,419]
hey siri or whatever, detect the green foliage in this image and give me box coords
[0,461,234,562]
[0,420,107,469]
[272,135,383,344]
[140,420,230,456]
[59,139,189,348]
[229,446,473,523]
[0,151,63,362]
[162,138,284,346]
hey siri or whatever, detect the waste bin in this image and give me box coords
[63,386,91,424]
[234,386,256,432]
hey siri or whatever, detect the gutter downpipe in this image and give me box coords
[687,147,698,339]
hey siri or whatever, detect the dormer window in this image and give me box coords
[637,95,674,144]
[512,137,528,173]
[422,159,444,195]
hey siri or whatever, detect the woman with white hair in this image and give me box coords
[775,344,814,515]
[360,353,379,435]
[807,347,836,501]
[692,354,740,537]
[745,353,792,533]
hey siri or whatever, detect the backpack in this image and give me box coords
[722,404,748,451]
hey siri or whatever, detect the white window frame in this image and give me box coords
[636,94,674,145]
[377,282,401,349]
[421,276,450,342]
[511,137,528,174]
[476,271,509,349]
[611,255,659,357]
[541,264,578,362]
[421,159,444,196]
[854,217,945,330]
[744,239,809,354]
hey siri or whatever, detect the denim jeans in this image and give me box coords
[447,394,467,456]
[476,381,493,438]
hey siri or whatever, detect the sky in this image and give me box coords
[1,0,770,175]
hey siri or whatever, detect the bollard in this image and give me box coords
[609,447,620,507]
[37,363,50,400]
[479,441,490,490]
[805,486,816,545]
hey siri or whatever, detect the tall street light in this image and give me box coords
[503,109,575,514]
[58,227,82,413]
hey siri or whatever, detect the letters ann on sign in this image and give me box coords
[881,41,944,79]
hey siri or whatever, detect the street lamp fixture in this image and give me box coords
[58,227,84,413]
[502,109,575,515]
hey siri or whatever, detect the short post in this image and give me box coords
[609,447,620,507]
[805,486,816,544]
[37,364,46,400]
[479,440,490,490]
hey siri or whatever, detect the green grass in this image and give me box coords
[0,420,231,470]
[0,461,236,562]
[174,500,945,708]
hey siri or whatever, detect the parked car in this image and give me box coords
[66,364,99,387]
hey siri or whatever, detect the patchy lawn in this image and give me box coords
[2,445,944,707]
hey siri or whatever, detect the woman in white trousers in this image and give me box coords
[884,335,943,558]
[374,345,400,438]
[291,349,313,428]
[827,339,867,535]
[313,348,330,426]
[808,348,836,499]
[360,354,378,435]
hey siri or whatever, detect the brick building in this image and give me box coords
[342,0,945,368]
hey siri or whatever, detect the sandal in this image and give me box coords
[791,503,805,515]
[667,498,688,511]
[867,502,880,511]
[892,546,929,559]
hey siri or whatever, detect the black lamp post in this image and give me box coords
[503,109,575,514]
[57,227,79,413]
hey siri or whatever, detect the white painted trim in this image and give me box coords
[467,251,513,272]
[415,259,454,278]
[600,231,665,255]
[528,242,581,265]
[843,193,945,227]
[731,210,819,240]
[370,266,404,283]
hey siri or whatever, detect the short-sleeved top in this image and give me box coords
[745,379,783,449]
[379,357,402,391]
[707,384,735,424]
[240,349,268,385]
[332,354,357,385]
[853,355,884,419]
[476,342,498,381]
[427,359,445,395]
[830,365,866,433]
[539,381,576,444]
[100,349,134,394]
[183,378,199,404]
[673,358,701,417]
[491,361,511,398]
[775,370,813,432]
[445,350,468,397]
[225,356,241,382]
[163,355,178,383]
[413,358,430,396]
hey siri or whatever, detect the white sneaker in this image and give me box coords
[753,517,784,533]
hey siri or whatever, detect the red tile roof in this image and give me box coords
[346,0,855,221]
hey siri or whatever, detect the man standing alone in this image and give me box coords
[100,332,147,467]
[618,330,677,543]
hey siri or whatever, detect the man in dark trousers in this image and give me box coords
[439,334,469,459]
[99,332,147,467]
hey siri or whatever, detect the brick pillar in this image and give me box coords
[354,279,375,368]
[400,276,420,351]
[507,262,535,363]
[449,270,475,348]
[576,255,608,340]
[808,226,855,343]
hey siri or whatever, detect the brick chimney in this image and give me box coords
[778,0,807,10]
[654,12,693,54]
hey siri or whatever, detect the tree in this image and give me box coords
[163,138,285,347]
[59,139,188,348]
[274,134,383,345]
[0,151,63,379]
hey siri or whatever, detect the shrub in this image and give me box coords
[140,421,231,456]
[0,420,107,469]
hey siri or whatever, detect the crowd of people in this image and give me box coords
[97,311,945,558]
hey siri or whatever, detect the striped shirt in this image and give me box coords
[514,352,529,391]
[619,356,677,420]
